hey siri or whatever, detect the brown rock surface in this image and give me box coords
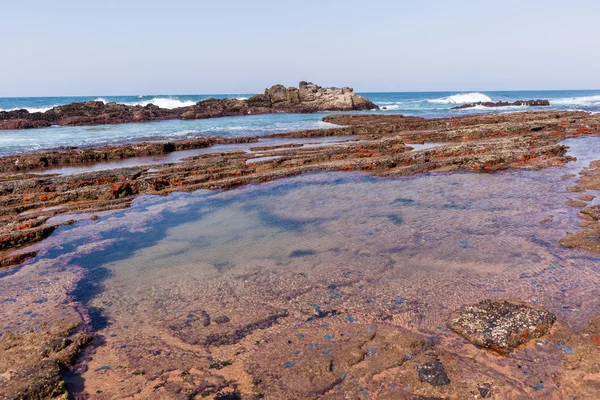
[0,314,92,399]
[449,300,556,354]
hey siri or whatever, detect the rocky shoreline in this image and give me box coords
[0,82,378,130]
[1,110,599,260]
[2,109,600,399]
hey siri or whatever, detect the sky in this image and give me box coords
[1,0,599,96]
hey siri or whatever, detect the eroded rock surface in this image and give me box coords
[0,314,92,399]
[449,300,556,354]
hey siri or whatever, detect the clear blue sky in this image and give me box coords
[1,0,599,96]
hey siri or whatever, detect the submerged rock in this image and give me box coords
[449,300,556,354]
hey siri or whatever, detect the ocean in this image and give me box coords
[1,90,599,156]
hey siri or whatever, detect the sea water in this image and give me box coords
[1,90,599,156]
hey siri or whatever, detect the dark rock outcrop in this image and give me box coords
[449,300,556,354]
[417,361,451,386]
[0,82,378,130]
[452,99,550,110]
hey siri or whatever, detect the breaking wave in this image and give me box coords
[550,95,600,107]
[94,97,195,109]
[0,106,54,113]
[428,93,492,104]
[127,97,197,109]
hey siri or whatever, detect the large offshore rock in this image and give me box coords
[449,300,556,354]
[247,81,378,112]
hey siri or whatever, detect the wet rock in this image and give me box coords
[0,315,92,400]
[209,359,233,370]
[449,300,556,354]
[204,310,288,346]
[477,383,492,398]
[247,324,426,398]
[565,199,588,208]
[578,194,596,202]
[417,361,451,386]
[213,315,230,324]
[0,251,37,269]
[168,310,211,332]
[214,391,242,400]
[414,397,451,400]
[0,359,66,399]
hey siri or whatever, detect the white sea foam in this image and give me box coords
[165,129,200,137]
[236,97,248,100]
[455,104,526,111]
[94,97,108,104]
[428,92,492,104]
[551,95,600,106]
[126,97,196,109]
[380,104,403,110]
[0,106,54,113]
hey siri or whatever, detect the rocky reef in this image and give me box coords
[451,99,550,110]
[0,82,378,130]
[1,109,600,398]
[1,110,599,259]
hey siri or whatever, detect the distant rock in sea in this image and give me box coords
[451,99,550,110]
[0,82,378,130]
[247,81,378,112]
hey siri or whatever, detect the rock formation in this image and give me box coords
[246,81,378,112]
[0,82,378,130]
[449,300,556,354]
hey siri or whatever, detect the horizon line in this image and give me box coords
[1,88,600,99]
